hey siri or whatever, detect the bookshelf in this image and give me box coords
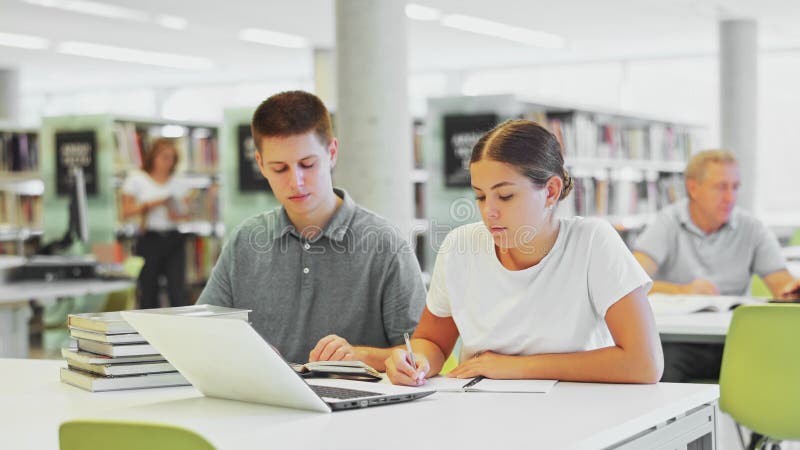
[411,119,431,274]
[422,95,704,267]
[40,115,223,301]
[0,129,43,256]
[220,108,280,236]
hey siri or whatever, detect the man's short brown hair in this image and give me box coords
[251,90,333,151]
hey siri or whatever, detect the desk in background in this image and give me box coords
[0,279,133,357]
[656,311,732,344]
[0,359,719,450]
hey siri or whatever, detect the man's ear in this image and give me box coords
[328,138,339,168]
[686,178,698,200]
[253,150,269,178]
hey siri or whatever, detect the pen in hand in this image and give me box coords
[403,332,420,381]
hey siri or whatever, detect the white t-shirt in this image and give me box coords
[427,217,652,361]
[120,170,189,231]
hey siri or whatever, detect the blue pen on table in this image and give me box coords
[462,375,485,389]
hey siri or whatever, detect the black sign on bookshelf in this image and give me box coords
[56,130,98,196]
[443,114,498,187]
[237,124,271,192]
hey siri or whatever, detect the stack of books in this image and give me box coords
[60,304,250,392]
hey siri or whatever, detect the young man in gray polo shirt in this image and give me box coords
[197,91,426,369]
[633,149,800,382]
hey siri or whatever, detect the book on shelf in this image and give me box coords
[0,132,38,172]
[112,122,143,170]
[649,293,763,315]
[69,328,146,344]
[61,347,166,365]
[66,358,175,377]
[290,360,382,382]
[423,376,557,394]
[60,367,189,392]
[67,304,251,334]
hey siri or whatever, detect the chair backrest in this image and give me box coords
[59,420,216,450]
[719,304,800,440]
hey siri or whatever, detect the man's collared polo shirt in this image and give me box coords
[634,199,786,295]
[197,188,426,363]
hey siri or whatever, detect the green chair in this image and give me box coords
[439,337,462,375]
[719,304,800,449]
[789,228,800,246]
[102,256,145,312]
[440,351,459,375]
[59,420,216,450]
[750,275,772,299]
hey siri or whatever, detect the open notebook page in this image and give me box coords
[423,376,557,393]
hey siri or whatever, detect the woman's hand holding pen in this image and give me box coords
[385,348,430,386]
[447,351,518,379]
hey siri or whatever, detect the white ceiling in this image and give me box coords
[2,0,800,93]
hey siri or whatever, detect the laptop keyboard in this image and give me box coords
[310,385,381,400]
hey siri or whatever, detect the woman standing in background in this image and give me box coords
[120,138,190,308]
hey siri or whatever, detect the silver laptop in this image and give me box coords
[121,310,434,412]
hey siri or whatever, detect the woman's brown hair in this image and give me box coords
[470,119,573,201]
[142,137,179,175]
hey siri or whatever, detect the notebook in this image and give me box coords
[424,376,557,393]
[120,310,435,412]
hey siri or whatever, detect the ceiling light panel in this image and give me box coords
[0,31,50,49]
[406,4,442,21]
[441,14,566,49]
[23,0,148,21]
[57,41,213,70]
[238,28,308,48]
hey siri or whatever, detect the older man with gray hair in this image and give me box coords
[633,149,800,383]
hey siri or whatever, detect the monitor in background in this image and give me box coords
[38,166,90,255]
[68,166,89,245]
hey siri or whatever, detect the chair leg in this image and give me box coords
[748,432,765,450]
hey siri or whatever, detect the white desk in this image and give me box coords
[0,279,133,303]
[0,279,133,357]
[0,359,719,450]
[656,312,732,344]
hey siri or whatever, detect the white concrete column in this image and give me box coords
[314,48,337,111]
[719,19,757,211]
[334,0,412,236]
[444,71,466,96]
[0,68,20,122]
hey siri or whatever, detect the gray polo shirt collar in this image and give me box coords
[676,199,739,237]
[263,188,355,242]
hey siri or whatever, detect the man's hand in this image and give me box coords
[778,279,800,300]
[308,334,355,362]
[681,278,720,295]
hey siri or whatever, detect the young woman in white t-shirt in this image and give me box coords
[386,120,663,385]
[120,138,191,308]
